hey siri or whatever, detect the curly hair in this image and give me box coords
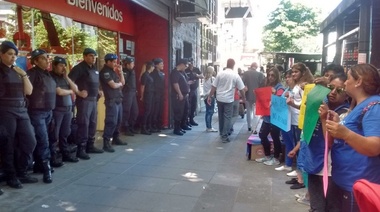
[350,64,380,95]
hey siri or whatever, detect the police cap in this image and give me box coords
[153,58,163,65]
[1,41,18,55]
[53,56,67,65]
[176,58,188,66]
[104,53,118,61]
[83,48,97,56]
[31,49,47,60]
[122,56,134,64]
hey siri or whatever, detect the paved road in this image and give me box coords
[0,115,308,212]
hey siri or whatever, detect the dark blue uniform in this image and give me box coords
[50,72,74,158]
[185,66,201,123]
[150,68,165,129]
[122,68,138,132]
[0,63,36,181]
[141,71,154,132]
[27,66,56,164]
[68,61,99,151]
[99,65,123,141]
[170,69,189,132]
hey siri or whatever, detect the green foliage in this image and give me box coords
[262,0,321,53]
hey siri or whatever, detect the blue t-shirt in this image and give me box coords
[302,104,349,175]
[332,95,380,192]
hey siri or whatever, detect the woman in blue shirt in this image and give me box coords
[326,64,380,212]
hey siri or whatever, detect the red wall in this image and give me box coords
[7,0,135,35]
[134,6,170,127]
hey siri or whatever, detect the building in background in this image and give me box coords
[320,0,380,70]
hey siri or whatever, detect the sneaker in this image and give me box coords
[275,165,292,171]
[294,193,302,199]
[206,128,218,132]
[263,158,280,166]
[287,170,298,177]
[296,195,310,206]
[255,156,272,163]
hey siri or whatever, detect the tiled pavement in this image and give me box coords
[0,115,308,212]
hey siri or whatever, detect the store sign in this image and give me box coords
[67,0,123,22]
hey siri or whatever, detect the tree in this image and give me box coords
[262,0,321,53]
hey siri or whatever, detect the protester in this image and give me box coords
[275,69,295,172]
[286,62,314,187]
[325,64,380,212]
[255,67,284,165]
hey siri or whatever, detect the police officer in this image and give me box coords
[0,41,37,188]
[100,53,127,152]
[185,58,203,126]
[150,58,165,132]
[50,56,79,163]
[170,59,190,135]
[69,48,104,160]
[27,49,56,184]
[121,57,138,136]
[139,61,155,135]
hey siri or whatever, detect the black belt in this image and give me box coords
[0,100,26,108]
[54,106,72,112]
[106,98,122,104]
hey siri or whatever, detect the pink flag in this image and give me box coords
[323,115,330,197]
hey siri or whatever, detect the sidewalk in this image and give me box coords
[0,115,308,212]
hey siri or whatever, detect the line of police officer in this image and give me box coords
[0,41,171,190]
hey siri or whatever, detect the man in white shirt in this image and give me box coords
[207,59,246,142]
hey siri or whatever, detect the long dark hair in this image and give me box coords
[266,67,281,86]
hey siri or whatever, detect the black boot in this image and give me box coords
[141,125,152,135]
[86,142,104,154]
[50,140,64,167]
[189,119,198,126]
[6,175,22,189]
[17,172,38,184]
[103,138,115,152]
[130,127,138,134]
[77,145,90,160]
[0,188,3,195]
[42,160,52,184]
[181,124,192,131]
[124,126,134,136]
[113,137,128,145]
[173,121,184,136]
[62,151,79,163]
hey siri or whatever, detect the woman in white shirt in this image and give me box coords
[203,66,217,132]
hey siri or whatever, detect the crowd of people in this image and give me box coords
[1,39,379,212]
[239,61,380,212]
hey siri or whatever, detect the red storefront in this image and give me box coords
[4,0,171,128]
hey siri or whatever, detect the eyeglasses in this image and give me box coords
[327,84,345,94]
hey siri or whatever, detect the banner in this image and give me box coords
[303,85,331,144]
[254,86,272,116]
[298,84,315,129]
[270,95,291,132]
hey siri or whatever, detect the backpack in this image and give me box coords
[358,101,380,130]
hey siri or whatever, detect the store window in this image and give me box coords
[0,1,118,70]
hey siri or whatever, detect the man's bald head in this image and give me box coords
[251,62,258,70]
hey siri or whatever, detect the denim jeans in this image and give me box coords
[281,129,295,167]
[204,97,215,129]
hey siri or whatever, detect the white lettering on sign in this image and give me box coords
[67,0,123,22]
